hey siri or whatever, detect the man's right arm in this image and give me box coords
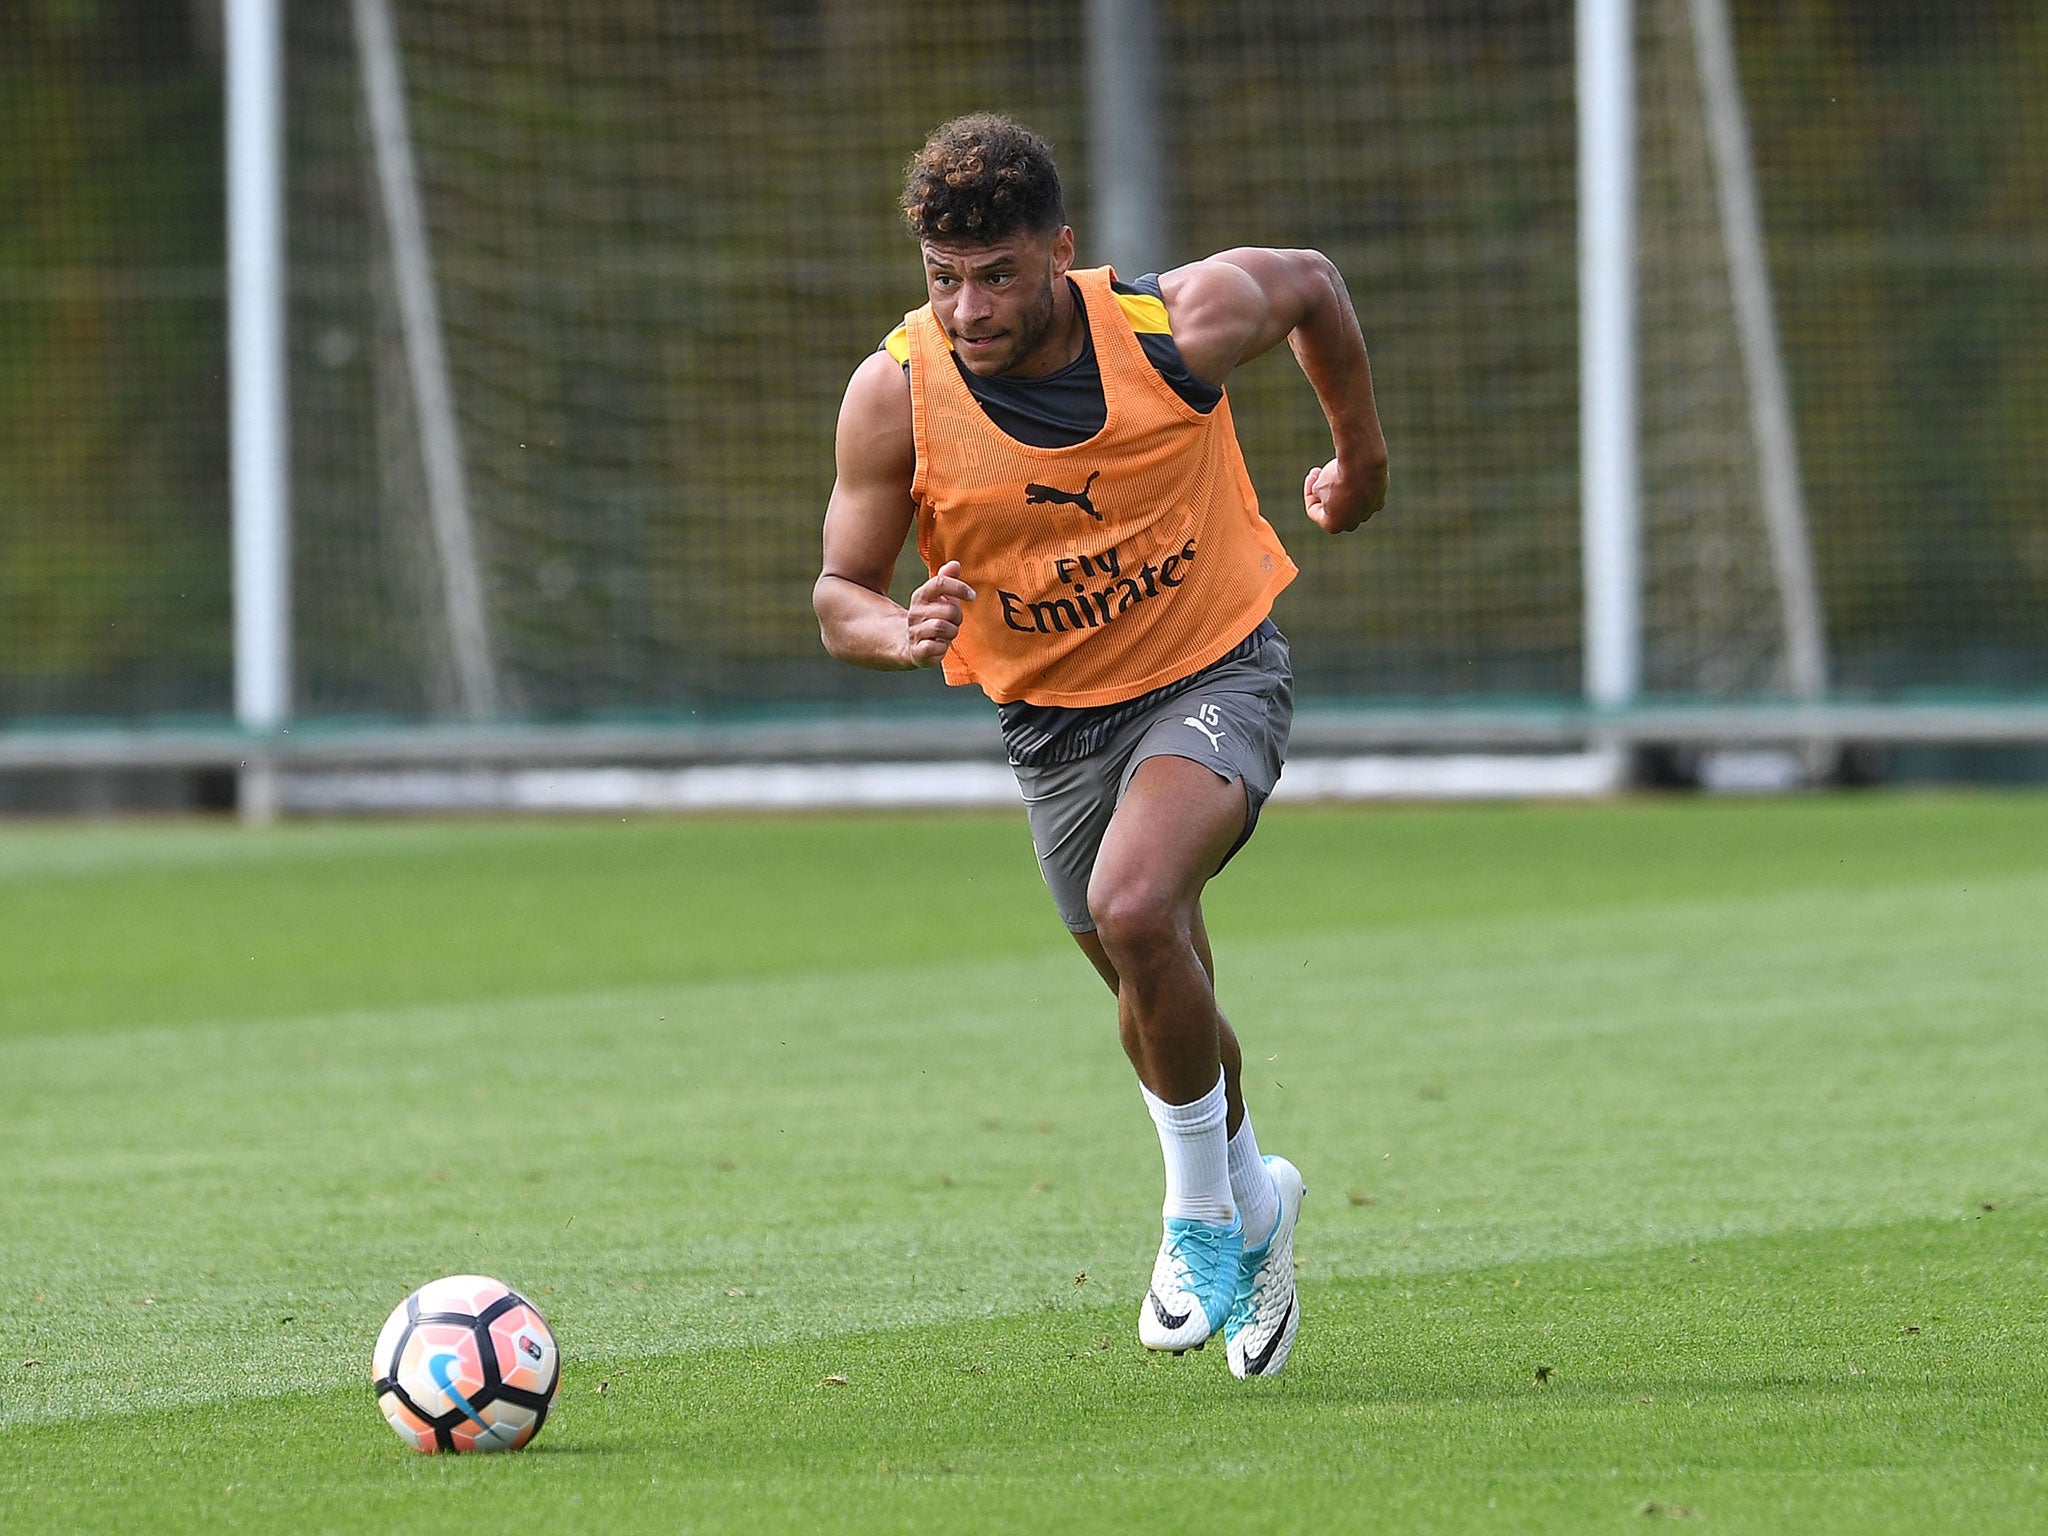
[813,350,976,670]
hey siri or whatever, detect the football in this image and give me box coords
[372,1275,560,1453]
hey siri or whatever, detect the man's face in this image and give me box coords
[921,226,1075,378]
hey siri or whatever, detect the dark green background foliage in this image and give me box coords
[1737,1,2048,693]
[2,0,2042,722]
[0,0,228,719]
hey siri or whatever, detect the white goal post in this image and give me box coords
[226,0,289,821]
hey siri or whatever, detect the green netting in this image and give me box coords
[1740,2,2048,695]
[0,1,229,722]
[4,0,2044,727]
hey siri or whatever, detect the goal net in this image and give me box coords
[279,0,1805,726]
[10,2,2044,737]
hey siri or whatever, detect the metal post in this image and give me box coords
[1579,0,1640,717]
[1689,0,1828,704]
[354,0,501,718]
[227,0,289,822]
[1085,0,1167,277]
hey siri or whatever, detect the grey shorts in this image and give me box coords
[1012,628,1293,933]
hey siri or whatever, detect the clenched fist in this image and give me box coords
[905,559,976,667]
[1303,455,1387,534]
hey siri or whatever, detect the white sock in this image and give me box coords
[1141,1072,1235,1226]
[1227,1114,1280,1250]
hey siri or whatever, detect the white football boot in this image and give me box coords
[1224,1155,1304,1379]
[1138,1214,1243,1354]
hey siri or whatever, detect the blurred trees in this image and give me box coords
[0,0,229,718]
[1735,0,2048,691]
[0,0,2039,720]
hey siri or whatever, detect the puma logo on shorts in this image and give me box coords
[1182,702,1227,752]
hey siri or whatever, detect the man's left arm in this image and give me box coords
[1158,248,1389,533]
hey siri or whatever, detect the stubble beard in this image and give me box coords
[979,269,1058,378]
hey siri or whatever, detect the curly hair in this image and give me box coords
[900,113,1066,244]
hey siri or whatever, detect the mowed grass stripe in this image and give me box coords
[4,1214,2042,1535]
[4,795,2043,1040]
[1,797,2042,1534]
[3,815,2041,1431]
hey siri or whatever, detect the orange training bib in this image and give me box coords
[906,266,1297,707]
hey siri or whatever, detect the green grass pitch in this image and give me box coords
[1,793,2044,1532]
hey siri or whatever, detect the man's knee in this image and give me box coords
[1087,872,1183,964]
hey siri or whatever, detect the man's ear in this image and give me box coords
[1050,225,1076,277]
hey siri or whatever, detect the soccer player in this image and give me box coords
[813,114,1388,1377]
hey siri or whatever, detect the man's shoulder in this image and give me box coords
[841,345,914,435]
[1109,272,1224,412]
[1148,254,1276,392]
[1155,253,1269,318]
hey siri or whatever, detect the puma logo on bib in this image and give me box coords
[1024,470,1103,521]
